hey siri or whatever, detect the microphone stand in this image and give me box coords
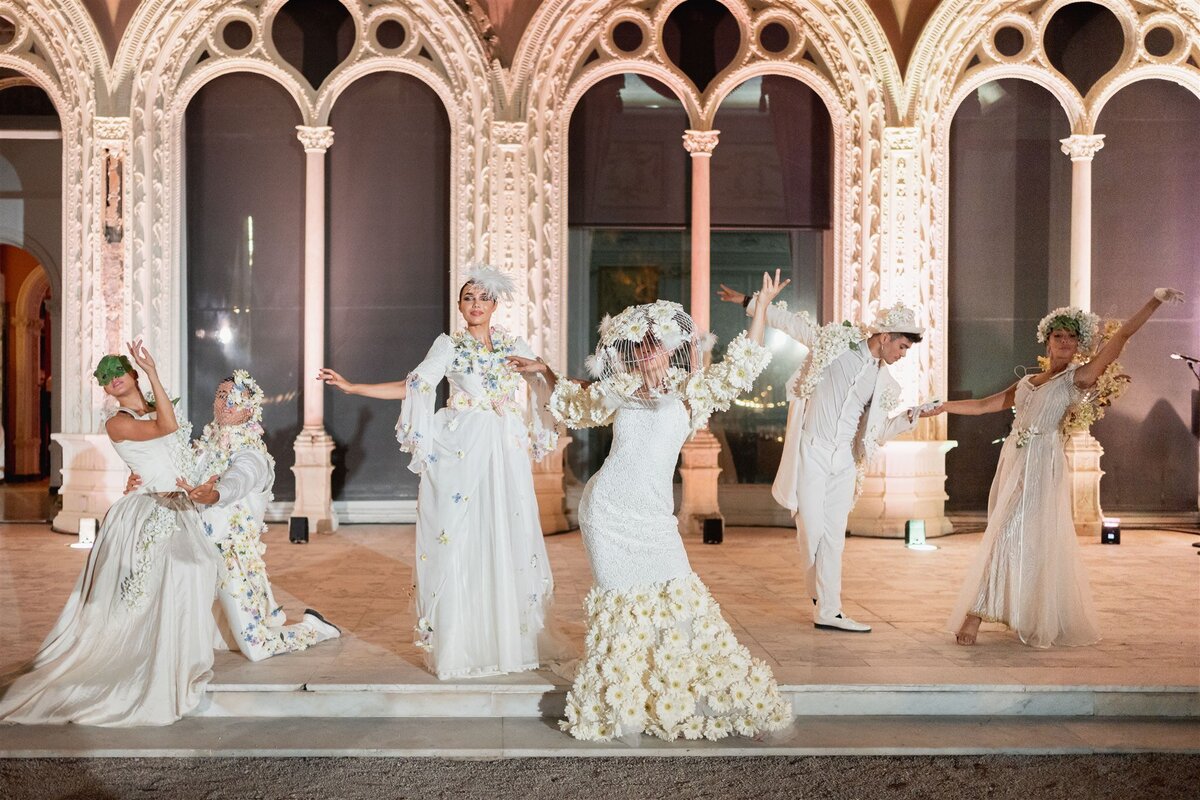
[1171,355,1200,546]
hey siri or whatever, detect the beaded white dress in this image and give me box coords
[549,331,793,742]
[0,409,220,726]
[396,327,560,679]
[947,364,1102,648]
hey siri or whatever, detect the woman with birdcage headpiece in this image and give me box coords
[508,270,795,744]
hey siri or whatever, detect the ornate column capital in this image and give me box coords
[1060,134,1105,162]
[682,129,720,156]
[492,121,526,148]
[94,116,130,154]
[296,125,335,153]
[883,126,918,151]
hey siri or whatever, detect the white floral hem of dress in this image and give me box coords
[561,573,793,742]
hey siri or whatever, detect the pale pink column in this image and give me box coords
[1060,134,1105,312]
[683,129,719,332]
[292,125,338,533]
[297,125,334,427]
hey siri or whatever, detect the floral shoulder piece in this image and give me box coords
[549,380,617,430]
[1037,321,1130,435]
[793,320,869,400]
[684,333,771,431]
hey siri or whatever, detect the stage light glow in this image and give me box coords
[217,324,233,345]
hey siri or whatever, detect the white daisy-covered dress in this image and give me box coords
[548,301,794,742]
[396,326,560,679]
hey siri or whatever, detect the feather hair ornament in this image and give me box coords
[463,263,518,302]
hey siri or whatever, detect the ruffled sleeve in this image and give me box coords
[682,332,772,431]
[396,333,455,474]
[548,379,619,430]
[512,337,560,461]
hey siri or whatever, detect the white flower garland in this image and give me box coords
[793,318,870,400]
[1036,307,1100,351]
[120,503,178,609]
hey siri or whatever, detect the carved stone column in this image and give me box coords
[1060,133,1106,536]
[53,117,131,534]
[291,125,337,534]
[851,127,955,538]
[678,129,722,536]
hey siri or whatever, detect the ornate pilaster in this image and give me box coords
[1059,133,1106,535]
[291,125,337,534]
[678,129,723,536]
[850,127,954,539]
[489,122,530,337]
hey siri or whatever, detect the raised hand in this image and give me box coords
[1154,287,1185,304]
[317,368,352,393]
[127,338,157,375]
[759,269,791,305]
[716,284,746,305]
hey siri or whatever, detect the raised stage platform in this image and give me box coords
[1,523,1197,756]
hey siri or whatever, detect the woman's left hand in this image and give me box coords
[759,269,791,304]
[1154,287,1185,304]
[177,475,220,505]
[506,355,546,374]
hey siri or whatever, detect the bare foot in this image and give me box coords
[955,614,982,646]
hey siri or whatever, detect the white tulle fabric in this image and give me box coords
[948,365,1101,648]
[550,335,792,741]
[0,409,220,726]
[395,328,560,679]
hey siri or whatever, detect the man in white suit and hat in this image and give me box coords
[719,285,938,632]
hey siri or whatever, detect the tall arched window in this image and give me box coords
[185,74,305,499]
[325,71,450,502]
[946,79,1072,509]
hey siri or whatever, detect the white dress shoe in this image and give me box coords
[303,608,342,641]
[814,614,871,633]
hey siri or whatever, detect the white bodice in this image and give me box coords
[108,410,187,493]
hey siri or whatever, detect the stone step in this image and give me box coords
[197,681,1200,719]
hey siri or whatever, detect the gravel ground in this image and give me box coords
[2,755,1197,800]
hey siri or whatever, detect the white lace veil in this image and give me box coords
[586,300,711,408]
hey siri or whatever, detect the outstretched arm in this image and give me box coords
[1074,288,1184,388]
[317,368,407,400]
[105,340,180,443]
[718,279,814,346]
[939,383,1019,416]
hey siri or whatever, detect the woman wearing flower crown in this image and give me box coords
[0,341,221,726]
[508,271,795,742]
[318,266,561,679]
[935,288,1185,648]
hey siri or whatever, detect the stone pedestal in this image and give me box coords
[50,432,128,534]
[1065,430,1105,537]
[291,428,338,534]
[848,439,957,538]
[678,428,723,537]
[533,435,572,534]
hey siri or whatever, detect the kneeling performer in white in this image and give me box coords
[154,371,341,660]
[510,271,795,743]
[717,287,938,633]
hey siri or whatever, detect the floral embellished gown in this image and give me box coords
[947,364,1101,648]
[549,333,794,742]
[0,408,220,726]
[397,327,560,679]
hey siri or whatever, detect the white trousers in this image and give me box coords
[792,436,858,622]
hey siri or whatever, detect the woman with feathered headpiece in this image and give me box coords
[507,271,795,743]
[318,263,565,679]
[934,287,1185,648]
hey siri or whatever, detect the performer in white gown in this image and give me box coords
[938,288,1184,648]
[319,265,560,679]
[510,271,794,743]
[0,342,220,726]
[130,370,342,661]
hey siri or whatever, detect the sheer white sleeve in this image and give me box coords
[214,450,273,508]
[548,380,619,430]
[396,333,455,474]
[512,337,560,461]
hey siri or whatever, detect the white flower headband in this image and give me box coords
[225,368,265,424]
[463,263,518,302]
[1036,307,1100,350]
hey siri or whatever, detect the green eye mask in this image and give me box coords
[93,354,134,386]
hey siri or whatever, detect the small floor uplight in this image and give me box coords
[905,519,937,551]
[70,518,97,549]
[1101,517,1121,545]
